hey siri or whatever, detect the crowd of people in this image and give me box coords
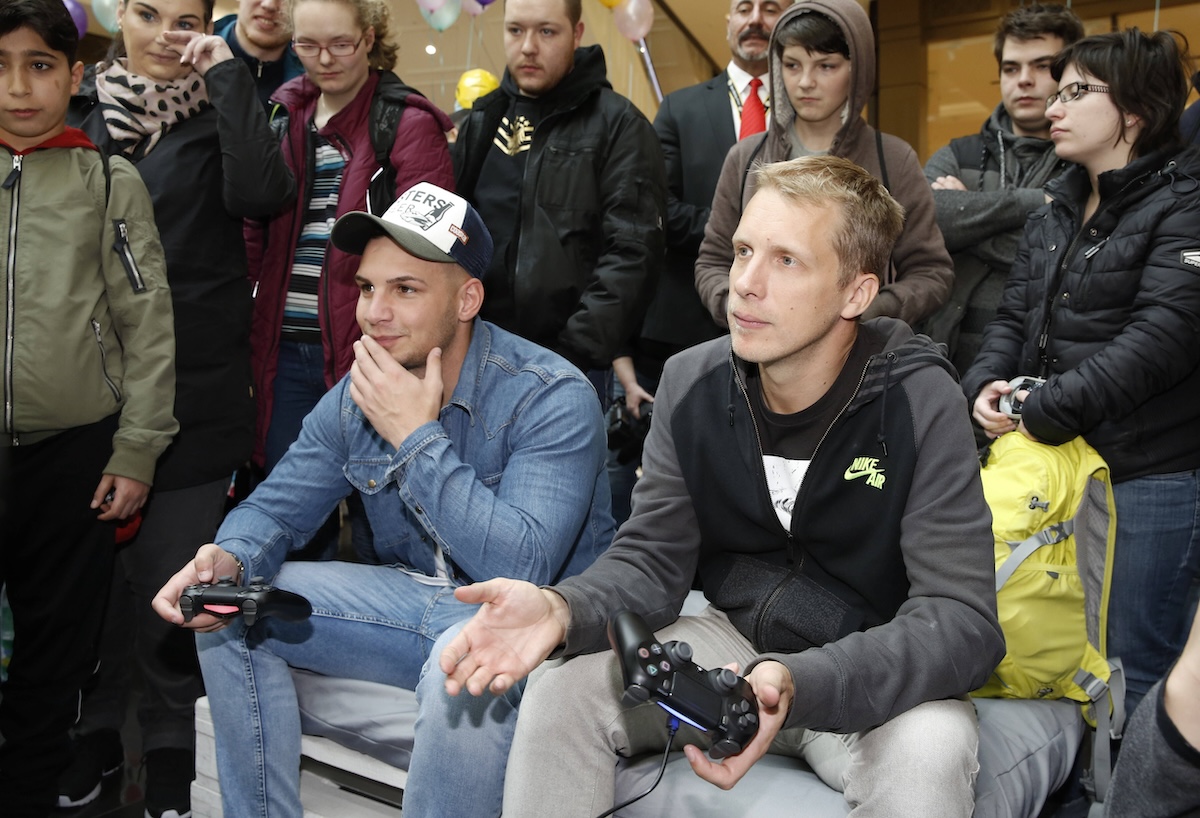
[1,0,1199,817]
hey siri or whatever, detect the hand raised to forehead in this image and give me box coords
[162,30,234,75]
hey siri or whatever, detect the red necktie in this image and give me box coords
[739,77,766,140]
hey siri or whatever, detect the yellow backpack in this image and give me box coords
[973,432,1125,807]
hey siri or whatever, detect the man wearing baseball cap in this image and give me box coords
[152,182,614,818]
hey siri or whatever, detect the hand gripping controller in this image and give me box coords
[179,577,312,626]
[607,610,759,759]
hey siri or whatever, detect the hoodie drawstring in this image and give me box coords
[875,352,897,458]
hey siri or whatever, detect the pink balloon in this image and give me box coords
[415,0,444,13]
[463,0,486,16]
[613,0,654,42]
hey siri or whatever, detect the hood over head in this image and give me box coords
[767,0,876,149]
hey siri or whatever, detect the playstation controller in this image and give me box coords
[998,375,1046,419]
[608,610,759,759]
[180,577,312,626]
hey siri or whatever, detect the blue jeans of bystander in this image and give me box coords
[196,560,521,818]
[1108,469,1200,718]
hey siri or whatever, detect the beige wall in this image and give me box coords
[920,1,1200,162]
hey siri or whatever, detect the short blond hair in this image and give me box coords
[751,155,904,286]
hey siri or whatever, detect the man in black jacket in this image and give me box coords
[450,0,665,377]
[921,4,1082,375]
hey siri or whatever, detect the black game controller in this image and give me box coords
[180,577,312,626]
[608,610,759,759]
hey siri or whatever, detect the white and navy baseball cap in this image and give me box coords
[331,182,493,279]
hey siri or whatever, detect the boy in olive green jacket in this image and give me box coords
[0,1,175,813]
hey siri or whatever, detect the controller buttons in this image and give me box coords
[637,647,650,659]
[659,661,671,673]
[650,643,662,655]
[645,664,658,677]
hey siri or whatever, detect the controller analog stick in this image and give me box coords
[666,640,694,664]
[709,667,739,693]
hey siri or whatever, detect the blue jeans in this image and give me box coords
[266,340,369,560]
[1109,469,1200,717]
[196,560,522,818]
[264,340,327,474]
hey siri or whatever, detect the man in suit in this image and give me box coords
[608,0,794,524]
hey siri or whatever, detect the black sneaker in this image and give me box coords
[142,747,193,818]
[56,728,124,808]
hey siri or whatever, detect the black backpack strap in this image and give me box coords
[367,72,419,215]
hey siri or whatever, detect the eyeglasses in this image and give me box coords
[1046,82,1110,109]
[292,36,363,58]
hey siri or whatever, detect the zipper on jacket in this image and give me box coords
[1035,173,1144,376]
[733,351,873,647]
[4,154,22,443]
[112,219,147,293]
[91,318,123,402]
[2,155,21,191]
[1084,236,1110,259]
[734,352,868,647]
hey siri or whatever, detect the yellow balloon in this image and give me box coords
[598,0,624,8]
[455,68,500,110]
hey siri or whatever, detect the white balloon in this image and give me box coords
[613,0,654,42]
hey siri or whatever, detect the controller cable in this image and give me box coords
[593,715,681,818]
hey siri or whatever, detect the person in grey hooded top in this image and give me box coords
[922,4,1083,375]
[695,0,953,328]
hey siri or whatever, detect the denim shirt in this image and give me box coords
[216,319,614,586]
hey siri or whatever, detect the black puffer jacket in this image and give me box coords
[963,146,1200,482]
[451,45,665,372]
[69,59,295,490]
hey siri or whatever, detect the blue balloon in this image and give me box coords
[421,0,461,32]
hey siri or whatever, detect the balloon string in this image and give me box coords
[639,37,662,103]
[466,16,474,66]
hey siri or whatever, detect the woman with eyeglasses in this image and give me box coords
[245,0,453,556]
[64,0,294,813]
[963,28,1200,721]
